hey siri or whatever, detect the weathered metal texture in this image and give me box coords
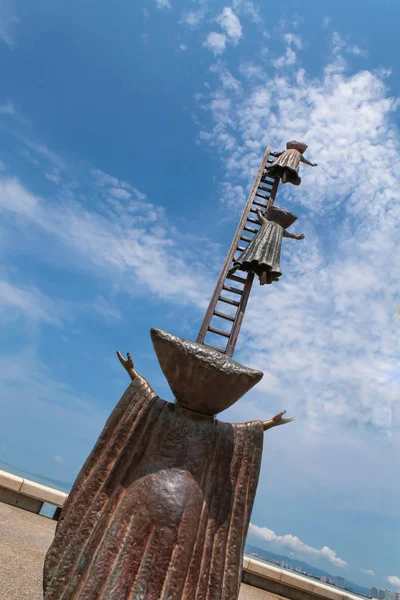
[151,328,263,415]
[43,330,264,600]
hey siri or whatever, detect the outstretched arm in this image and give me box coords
[300,156,317,167]
[283,231,304,240]
[270,150,283,157]
[116,351,139,381]
[263,410,295,431]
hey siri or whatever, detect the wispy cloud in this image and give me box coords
[0,101,14,114]
[181,10,205,27]
[272,33,303,68]
[0,170,214,309]
[24,140,66,169]
[249,523,348,568]
[156,0,171,10]
[361,569,375,576]
[204,32,227,56]
[388,576,400,588]
[204,7,243,56]
[217,7,242,42]
[196,33,400,436]
[0,279,62,326]
[232,0,261,24]
[0,0,18,48]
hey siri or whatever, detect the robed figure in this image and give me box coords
[232,206,304,285]
[43,329,293,600]
[266,140,317,186]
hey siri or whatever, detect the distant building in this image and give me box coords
[372,588,379,599]
[385,591,395,600]
[394,593,400,600]
[379,590,386,600]
[336,577,345,589]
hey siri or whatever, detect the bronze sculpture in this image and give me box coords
[231,206,304,285]
[43,329,293,600]
[266,140,317,185]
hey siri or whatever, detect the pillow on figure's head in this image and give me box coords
[286,140,308,154]
[267,206,297,229]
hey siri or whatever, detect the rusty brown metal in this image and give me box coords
[43,330,265,600]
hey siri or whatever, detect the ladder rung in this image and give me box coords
[244,225,258,234]
[253,200,267,209]
[208,326,231,339]
[237,245,246,252]
[261,177,275,185]
[213,310,235,322]
[247,215,260,225]
[219,296,240,307]
[259,184,272,192]
[203,343,226,354]
[255,192,269,201]
[240,235,252,243]
[222,284,242,296]
[227,273,247,284]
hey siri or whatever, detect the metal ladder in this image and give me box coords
[196,146,280,357]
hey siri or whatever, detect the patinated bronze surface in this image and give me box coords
[43,329,292,600]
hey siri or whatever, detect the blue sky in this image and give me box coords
[0,0,399,591]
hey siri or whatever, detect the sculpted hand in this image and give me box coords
[116,351,138,381]
[263,410,295,431]
[296,234,305,240]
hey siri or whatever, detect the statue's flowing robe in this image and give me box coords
[44,376,264,600]
[234,219,283,284]
[267,148,302,185]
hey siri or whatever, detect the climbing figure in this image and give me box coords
[230,206,304,285]
[266,141,317,186]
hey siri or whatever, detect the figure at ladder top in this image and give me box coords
[266,140,317,186]
[229,206,304,286]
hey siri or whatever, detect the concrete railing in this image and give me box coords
[243,557,365,600]
[0,469,67,515]
[0,469,365,600]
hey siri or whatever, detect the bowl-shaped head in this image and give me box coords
[151,328,263,416]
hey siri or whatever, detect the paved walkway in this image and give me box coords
[0,501,279,600]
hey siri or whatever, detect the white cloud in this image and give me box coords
[45,169,61,184]
[0,172,214,309]
[0,0,18,48]
[53,456,64,464]
[272,46,297,69]
[249,524,348,568]
[273,33,303,68]
[181,10,204,27]
[232,0,261,23]
[0,101,14,114]
[204,32,227,56]
[108,187,131,200]
[388,576,400,588]
[179,43,187,51]
[323,17,331,28]
[0,279,61,326]
[156,0,171,9]
[196,34,400,436]
[24,140,65,169]
[283,33,303,49]
[360,569,375,576]
[217,7,242,42]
